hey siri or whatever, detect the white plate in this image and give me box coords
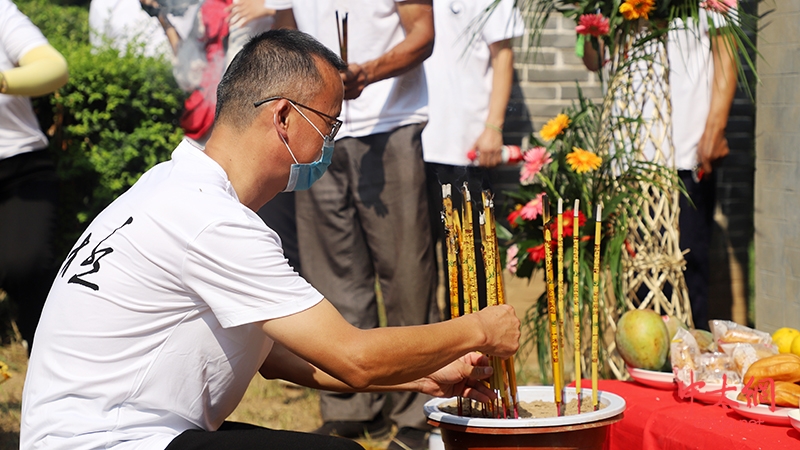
[676,380,742,404]
[627,366,675,389]
[788,409,800,433]
[424,385,626,428]
[725,390,794,425]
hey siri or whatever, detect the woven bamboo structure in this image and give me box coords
[596,34,691,379]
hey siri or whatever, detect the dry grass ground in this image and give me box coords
[0,271,543,449]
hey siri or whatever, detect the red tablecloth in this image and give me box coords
[589,379,800,449]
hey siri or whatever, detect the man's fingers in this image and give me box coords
[462,379,496,403]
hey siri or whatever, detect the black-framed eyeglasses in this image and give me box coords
[254,96,342,141]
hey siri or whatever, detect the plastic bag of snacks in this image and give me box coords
[671,328,698,384]
[719,342,778,379]
[695,352,740,384]
[710,320,774,347]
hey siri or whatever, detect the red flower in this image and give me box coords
[550,209,588,239]
[527,244,546,263]
[507,204,523,228]
[575,13,610,37]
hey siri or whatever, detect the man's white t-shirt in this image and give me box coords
[20,140,324,450]
[268,0,428,139]
[0,0,49,160]
[421,0,523,166]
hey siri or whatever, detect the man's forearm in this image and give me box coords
[485,40,515,131]
[359,0,433,85]
[706,32,738,134]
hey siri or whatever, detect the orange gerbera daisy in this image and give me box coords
[539,114,571,141]
[619,0,655,20]
[566,147,602,173]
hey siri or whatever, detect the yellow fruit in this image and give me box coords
[791,334,800,357]
[773,327,800,354]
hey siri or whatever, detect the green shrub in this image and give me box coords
[18,0,186,257]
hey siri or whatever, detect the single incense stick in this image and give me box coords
[441,185,460,321]
[572,199,582,411]
[461,183,479,315]
[591,203,602,411]
[542,196,563,416]
[482,192,498,308]
[556,198,565,400]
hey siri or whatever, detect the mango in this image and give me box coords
[616,309,670,371]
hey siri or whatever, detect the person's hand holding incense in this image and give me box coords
[227,0,276,28]
[413,352,497,402]
[473,304,521,358]
[341,62,369,100]
[472,127,504,167]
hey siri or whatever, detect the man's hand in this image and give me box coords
[473,128,504,167]
[140,0,161,17]
[341,63,369,100]
[697,126,729,175]
[227,0,275,28]
[474,304,520,358]
[415,352,497,402]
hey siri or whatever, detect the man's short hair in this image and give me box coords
[215,29,346,129]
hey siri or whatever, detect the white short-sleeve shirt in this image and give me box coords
[0,0,49,160]
[421,0,524,166]
[269,0,428,138]
[20,140,323,450]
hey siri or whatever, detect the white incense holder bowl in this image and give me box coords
[425,386,625,450]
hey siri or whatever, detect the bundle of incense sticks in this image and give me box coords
[542,195,603,416]
[441,183,518,419]
[335,11,348,63]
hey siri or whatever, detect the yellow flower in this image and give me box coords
[0,361,10,383]
[566,147,602,173]
[619,0,655,20]
[539,114,570,141]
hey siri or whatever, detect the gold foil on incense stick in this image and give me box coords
[481,193,498,308]
[460,183,479,316]
[572,200,582,410]
[591,204,602,411]
[542,196,563,416]
[441,185,460,321]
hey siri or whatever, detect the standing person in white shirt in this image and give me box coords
[422,0,524,316]
[20,29,521,450]
[583,10,738,329]
[0,0,68,355]
[270,2,440,448]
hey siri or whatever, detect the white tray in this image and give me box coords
[627,366,675,389]
[424,385,626,428]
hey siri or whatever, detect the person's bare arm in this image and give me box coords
[272,8,297,30]
[341,0,434,100]
[259,342,498,402]
[227,0,276,28]
[696,31,738,175]
[260,298,519,389]
[475,39,515,167]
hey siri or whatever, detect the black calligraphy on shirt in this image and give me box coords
[60,217,133,291]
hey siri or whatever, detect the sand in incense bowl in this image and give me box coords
[425,386,625,450]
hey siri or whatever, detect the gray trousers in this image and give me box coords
[296,123,439,429]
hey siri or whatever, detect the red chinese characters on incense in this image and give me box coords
[441,183,519,418]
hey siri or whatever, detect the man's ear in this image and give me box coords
[272,100,292,141]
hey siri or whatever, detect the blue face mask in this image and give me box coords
[281,103,336,192]
[283,138,334,192]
